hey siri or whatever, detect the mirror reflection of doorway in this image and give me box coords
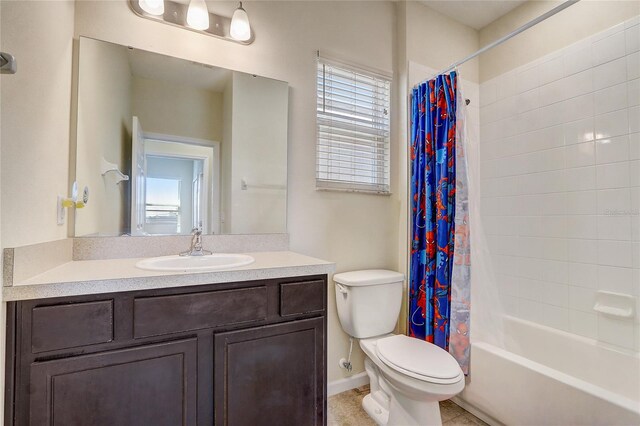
[131,115,220,235]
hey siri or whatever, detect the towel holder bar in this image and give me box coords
[101,158,129,184]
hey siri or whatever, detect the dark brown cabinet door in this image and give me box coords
[29,338,198,426]
[214,318,325,426]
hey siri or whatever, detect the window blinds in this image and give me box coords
[316,57,391,194]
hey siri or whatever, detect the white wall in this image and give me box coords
[0,1,75,247]
[229,72,287,234]
[478,16,640,351]
[75,37,132,236]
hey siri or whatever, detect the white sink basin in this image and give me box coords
[135,253,255,272]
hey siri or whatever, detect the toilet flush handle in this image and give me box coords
[336,283,348,294]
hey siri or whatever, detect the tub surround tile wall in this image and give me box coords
[479,17,640,352]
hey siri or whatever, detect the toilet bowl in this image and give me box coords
[333,270,465,426]
[359,334,464,425]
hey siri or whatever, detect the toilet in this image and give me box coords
[334,270,465,426]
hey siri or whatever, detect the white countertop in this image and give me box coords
[3,251,335,301]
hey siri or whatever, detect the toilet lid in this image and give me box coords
[376,335,462,382]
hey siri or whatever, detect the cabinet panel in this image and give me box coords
[29,338,197,426]
[280,280,325,317]
[31,300,114,353]
[134,286,267,338]
[214,318,325,426]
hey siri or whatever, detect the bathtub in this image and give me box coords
[457,316,640,425]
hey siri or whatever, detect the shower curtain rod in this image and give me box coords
[419,0,580,85]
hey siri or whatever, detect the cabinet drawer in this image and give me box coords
[31,300,114,353]
[133,286,267,338]
[280,280,325,317]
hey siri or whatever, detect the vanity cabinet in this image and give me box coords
[4,276,327,426]
[29,339,198,426]
[214,319,324,426]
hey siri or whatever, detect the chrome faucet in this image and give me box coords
[180,227,212,256]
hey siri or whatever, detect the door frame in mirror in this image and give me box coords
[138,131,221,236]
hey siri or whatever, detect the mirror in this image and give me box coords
[74,37,288,237]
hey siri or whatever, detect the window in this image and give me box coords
[316,56,391,194]
[145,177,182,234]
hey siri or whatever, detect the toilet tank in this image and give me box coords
[334,270,404,339]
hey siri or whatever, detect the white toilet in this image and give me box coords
[334,270,465,426]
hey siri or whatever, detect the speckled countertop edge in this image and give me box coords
[4,251,336,301]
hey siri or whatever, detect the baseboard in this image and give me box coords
[327,371,369,397]
[450,396,504,426]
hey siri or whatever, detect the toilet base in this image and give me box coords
[388,395,442,426]
[362,357,446,426]
[362,394,389,425]
[362,389,444,426]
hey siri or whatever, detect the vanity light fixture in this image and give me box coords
[186,0,210,30]
[129,0,254,45]
[138,0,164,16]
[230,2,251,41]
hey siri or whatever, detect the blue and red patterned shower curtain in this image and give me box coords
[409,71,471,374]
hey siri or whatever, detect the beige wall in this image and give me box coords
[0,0,481,385]
[229,72,287,234]
[0,1,4,418]
[394,1,480,335]
[2,0,400,384]
[1,4,74,418]
[480,0,640,81]
[405,1,480,83]
[75,37,132,236]
[0,1,75,247]
[221,78,233,233]
[132,76,223,142]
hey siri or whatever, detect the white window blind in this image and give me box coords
[316,56,391,194]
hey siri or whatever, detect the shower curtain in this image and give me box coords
[409,70,471,374]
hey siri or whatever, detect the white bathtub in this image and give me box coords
[458,316,640,425]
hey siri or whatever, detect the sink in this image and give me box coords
[135,253,255,272]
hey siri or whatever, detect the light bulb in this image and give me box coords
[187,0,210,30]
[138,0,164,16]
[230,2,251,41]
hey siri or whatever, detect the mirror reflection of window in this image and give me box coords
[145,155,207,235]
[145,177,182,234]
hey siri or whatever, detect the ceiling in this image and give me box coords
[420,0,528,30]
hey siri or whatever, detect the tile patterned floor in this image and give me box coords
[327,385,488,426]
